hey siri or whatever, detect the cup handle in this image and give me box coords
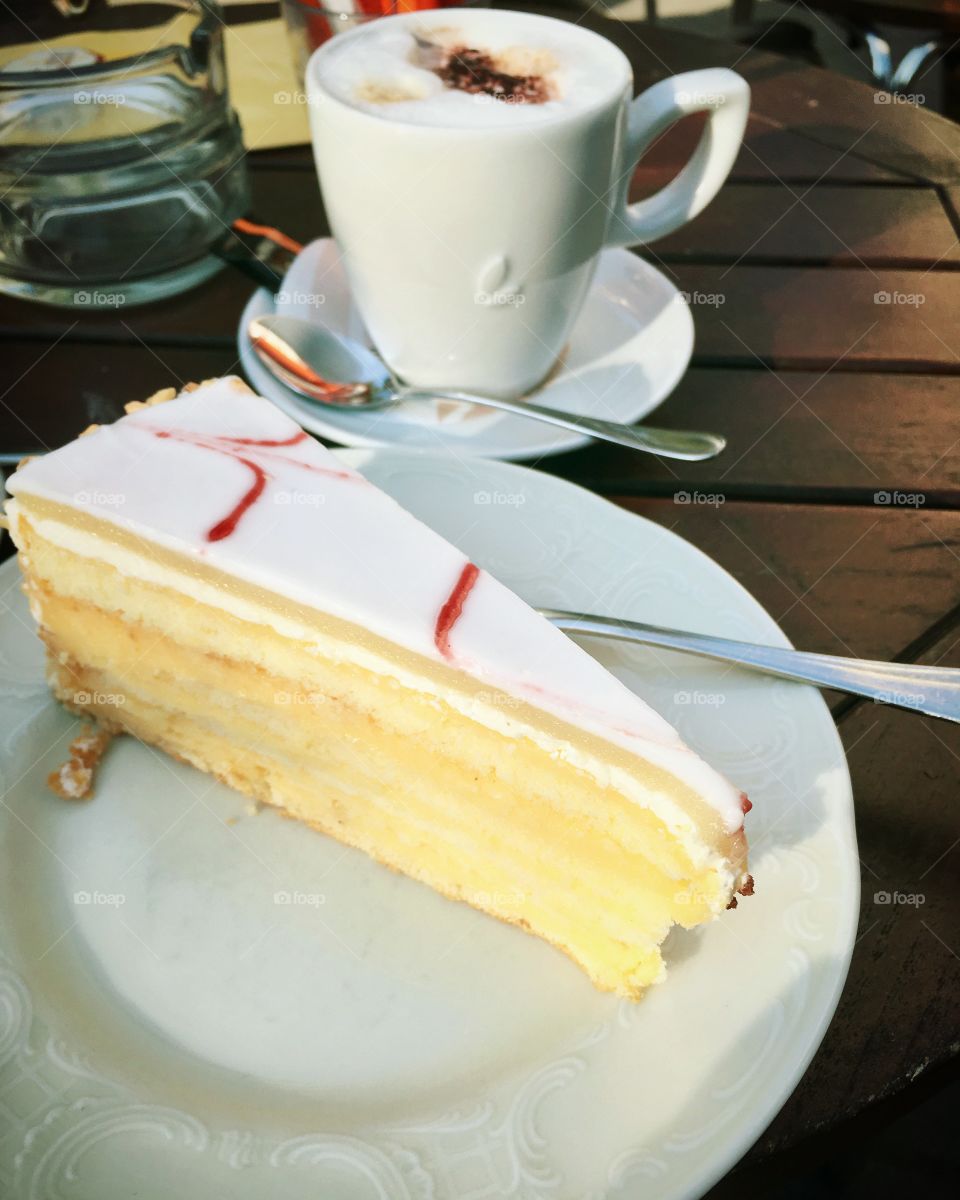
[607,68,750,248]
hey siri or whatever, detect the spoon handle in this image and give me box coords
[396,388,725,461]
[541,610,960,723]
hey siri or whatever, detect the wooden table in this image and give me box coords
[1,8,957,1192]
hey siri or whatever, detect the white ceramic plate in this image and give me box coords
[237,241,695,460]
[0,450,857,1200]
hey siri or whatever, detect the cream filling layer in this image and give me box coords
[11,501,737,885]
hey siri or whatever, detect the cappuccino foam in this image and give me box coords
[315,17,622,127]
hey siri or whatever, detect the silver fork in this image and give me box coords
[541,610,960,723]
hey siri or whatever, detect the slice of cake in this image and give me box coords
[4,377,751,998]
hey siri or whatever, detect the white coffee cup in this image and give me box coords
[307,9,749,398]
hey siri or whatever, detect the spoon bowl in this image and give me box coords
[249,315,391,409]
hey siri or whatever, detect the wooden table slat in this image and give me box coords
[763,633,960,1152]
[646,182,960,267]
[548,368,960,499]
[665,263,960,372]
[640,111,913,184]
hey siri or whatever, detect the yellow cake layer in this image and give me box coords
[13,502,745,997]
[16,496,741,858]
[42,600,714,932]
[40,583,717,899]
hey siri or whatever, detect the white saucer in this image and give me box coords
[0,451,857,1200]
[237,239,694,460]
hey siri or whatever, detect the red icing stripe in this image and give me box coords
[218,431,308,448]
[154,426,354,541]
[435,562,480,660]
[206,457,268,542]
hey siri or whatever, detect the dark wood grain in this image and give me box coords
[650,183,960,267]
[544,369,960,501]
[248,162,325,247]
[762,639,960,1152]
[668,263,960,372]
[637,112,910,184]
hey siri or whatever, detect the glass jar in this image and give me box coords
[0,0,249,307]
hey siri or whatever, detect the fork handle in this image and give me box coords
[396,388,726,461]
[543,610,960,723]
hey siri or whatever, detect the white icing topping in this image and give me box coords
[5,378,743,833]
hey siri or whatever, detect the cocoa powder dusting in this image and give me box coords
[435,46,551,103]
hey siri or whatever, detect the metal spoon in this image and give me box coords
[542,609,960,723]
[248,314,726,461]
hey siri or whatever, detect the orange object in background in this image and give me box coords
[358,2,466,12]
[285,1,470,61]
[231,219,304,257]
